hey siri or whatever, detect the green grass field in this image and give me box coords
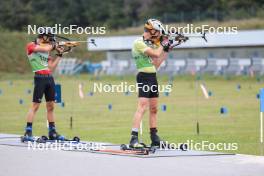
[0,74,263,155]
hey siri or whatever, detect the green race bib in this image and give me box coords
[27,52,49,72]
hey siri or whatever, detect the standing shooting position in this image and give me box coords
[129,19,172,148]
[23,29,65,141]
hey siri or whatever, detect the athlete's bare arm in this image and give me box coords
[48,56,61,71]
[144,46,164,58]
[48,46,64,71]
[151,52,168,69]
[144,46,168,69]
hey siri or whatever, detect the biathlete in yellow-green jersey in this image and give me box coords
[129,19,172,148]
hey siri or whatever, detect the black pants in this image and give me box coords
[33,74,55,103]
[137,72,159,98]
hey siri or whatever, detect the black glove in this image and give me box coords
[160,36,171,52]
[55,46,64,57]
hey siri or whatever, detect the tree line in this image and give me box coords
[0,0,264,31]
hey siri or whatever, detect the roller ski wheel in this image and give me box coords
[179,143,188,151]
[120,144,128,150]
[35,135,48,143]
[36,138,43,143]
[72,136,80,142]
[41,135,49,141]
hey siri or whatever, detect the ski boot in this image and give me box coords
[150,133,164,147]
[129,135,144,149]
[48,127,65,141]
[21,127,34,142]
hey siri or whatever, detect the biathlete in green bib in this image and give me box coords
[129,19,172,148]
[23,28,65,141]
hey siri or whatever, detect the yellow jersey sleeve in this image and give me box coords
[133,40,149,54]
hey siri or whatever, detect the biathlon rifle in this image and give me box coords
[54,35,97,54]
[165,32,207,48]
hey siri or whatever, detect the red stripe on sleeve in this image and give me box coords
[26,42,36,55]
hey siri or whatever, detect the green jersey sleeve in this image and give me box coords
[133,39,149,54]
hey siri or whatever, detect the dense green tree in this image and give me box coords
[0,0,263,30]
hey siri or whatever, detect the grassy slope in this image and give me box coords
[0,75,262,155]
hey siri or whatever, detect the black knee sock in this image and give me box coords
[150,128,158,135]
[26,122,32,128]
[131,131,138,136]
[49,122,55,129]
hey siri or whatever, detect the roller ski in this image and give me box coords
[21,126,80,144]
[21,134,80,144]
[36,135,80,143]
[89,136,149,156]
[120,143,156,155]
[34,128,80,143]
[96,147,150,155]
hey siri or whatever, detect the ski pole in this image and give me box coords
[140,120,143,143]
